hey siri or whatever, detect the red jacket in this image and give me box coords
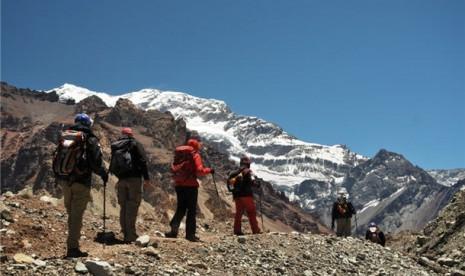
[175,140,212,188]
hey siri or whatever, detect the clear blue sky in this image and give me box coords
[2,0,464,169]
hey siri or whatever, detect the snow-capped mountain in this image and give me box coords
[50,83,366,187]
[427,169,465,187]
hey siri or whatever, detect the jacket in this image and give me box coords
[57,124,107,186]
[174,148,212,188]
[365,229,386,246]
[331,199,356,224]
[228,168,256,199]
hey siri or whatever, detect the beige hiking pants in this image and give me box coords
[60,180,91,250]
[336,217,352,237]
[117,177,142,242]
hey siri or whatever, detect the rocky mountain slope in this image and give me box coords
[9,82,458,235]
[0,193,440,276]
[0,81,328,234]
[389,179,465,275]
[339,150,464,234]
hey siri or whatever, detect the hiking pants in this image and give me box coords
[234,196,260,234]
[170,186,198,238]
[117,177,142,242]
[336,217,352,237]
[60,180,91,250]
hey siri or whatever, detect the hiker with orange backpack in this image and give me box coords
[53,113,108,258]
[227,155,261,235]
[165,136,214,242]
[331,191,356,237]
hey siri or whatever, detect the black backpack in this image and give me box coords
[53,130,88,177]
[109,138,134,178]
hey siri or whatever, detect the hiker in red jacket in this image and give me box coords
[165,137,214,242]
[227,155,261,235]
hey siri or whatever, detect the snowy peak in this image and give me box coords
[49,83,367,186]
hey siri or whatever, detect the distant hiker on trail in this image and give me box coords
[227,155,261,235]
[331,191,356,237]
[109,127,150,243]
[365,222,386,246]
[53,113,108,258]
[165,136,214,242]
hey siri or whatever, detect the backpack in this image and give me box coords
[109,139,134,178]
[53,130,88,177]
[171,145,195,184]
[368,231,381,243]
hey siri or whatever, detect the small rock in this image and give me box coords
[416,236,429,246]
[39,196,58,207]
[148,240,159,248]
[135,235,151,247]
[189,262,208,270]
[143,246,161,260]
[75,261,88,274]
[452,269,465,276]
[154,231,165,238]
[17,188,33,199]
[3,191,14,198]
[33,259,46,267]
[304,270,312,276]
[124,266,136,274]
[238,236,247,244]
[7,202,20,208]
[6,229,15,235]
[1,209,14,223]
[13,253,34,264]
[0,254,8,262]
[22,239,32,249]
[32,225,44,231]
[85,260,113,276]
[438,257,459,267]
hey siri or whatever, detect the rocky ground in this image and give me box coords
[389,182,465,275]
[0,192,445,276]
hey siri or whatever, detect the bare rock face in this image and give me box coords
[75,95,108,114]
[415,181,465,272]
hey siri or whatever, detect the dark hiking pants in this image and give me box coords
[170,186,198,238]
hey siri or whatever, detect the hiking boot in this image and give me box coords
[234,231,244,236]
[164,230,178,238]
[186,235,201,242]
[66,248,88,258]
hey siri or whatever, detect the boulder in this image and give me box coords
[75,261,88,274]
[40,196,58,207]
[13,253,34,264]
[85,260,113,276]
[135,235,151,247]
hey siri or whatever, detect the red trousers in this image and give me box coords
[234,196,261,234]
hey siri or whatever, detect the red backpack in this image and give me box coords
[171,145,196,184]
[53,130,87,177]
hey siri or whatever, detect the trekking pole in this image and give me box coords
[103,181,107,249]
[201,149,221,199]
[259,183,265,232]
[354,213,359,236]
